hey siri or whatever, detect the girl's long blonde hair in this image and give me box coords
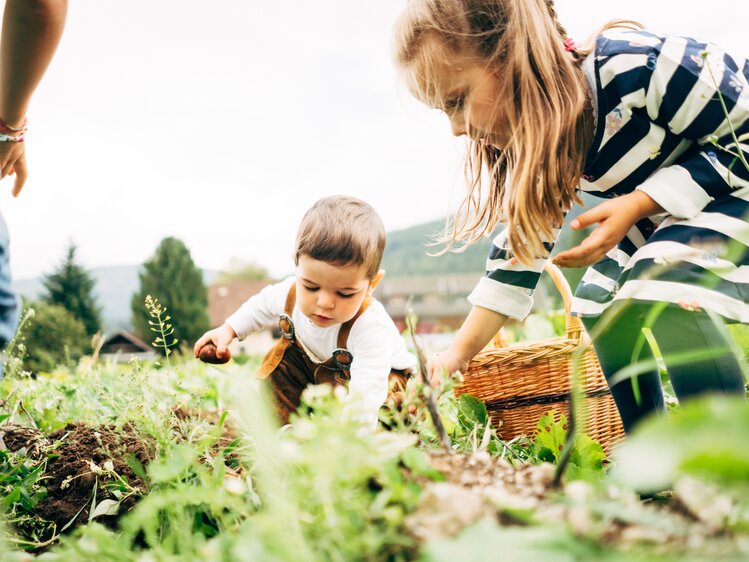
[394,0,640,263]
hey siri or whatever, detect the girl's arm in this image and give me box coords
[428,305,508,385]
[0,0,68,195]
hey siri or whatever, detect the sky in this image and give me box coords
[1,0,747,281]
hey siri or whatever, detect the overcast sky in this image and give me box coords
[1,0,747,280]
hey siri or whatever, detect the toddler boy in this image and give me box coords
[194,195,416,427]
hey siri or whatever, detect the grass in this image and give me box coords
[0,349,747,561]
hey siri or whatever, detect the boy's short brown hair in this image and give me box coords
[294,196,386,279]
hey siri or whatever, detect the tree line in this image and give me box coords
[19,237,217,373]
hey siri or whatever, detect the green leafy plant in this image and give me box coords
[533,411,606,482]
[144,295,179,366]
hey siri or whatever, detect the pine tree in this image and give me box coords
[131,237,209,353]
[42,243,102,337]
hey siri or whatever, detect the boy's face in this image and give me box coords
[295,255,383,327]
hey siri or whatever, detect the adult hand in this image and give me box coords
[553,191,663,268]
[0,141,27,196]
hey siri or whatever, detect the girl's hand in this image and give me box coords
[553,191,663,268]
[427,349,469,387]
[0,141,28,197]
[193,323,237,362]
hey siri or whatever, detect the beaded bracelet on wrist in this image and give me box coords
[0,132,24,143]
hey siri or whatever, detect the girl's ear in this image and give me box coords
[367,269,385,295]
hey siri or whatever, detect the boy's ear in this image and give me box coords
[367,269,385,295]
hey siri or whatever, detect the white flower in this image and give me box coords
[223,476,245,495]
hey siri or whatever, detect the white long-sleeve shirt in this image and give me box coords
[226,276,417,427]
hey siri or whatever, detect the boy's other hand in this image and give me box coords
[0,142,28,197]
[193,323,237,363]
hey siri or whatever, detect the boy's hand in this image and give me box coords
[553,191,663,268]
[193,323,237,363]
[0,141,27,196]
[427,350,468,387]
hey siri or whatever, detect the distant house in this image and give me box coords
[100,330,156,362]
[375,274,477,332]
[208,279,275,355]
[376,272,558,334]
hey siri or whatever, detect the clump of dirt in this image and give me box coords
[405,451,557,542]
[0,424,49,460]
[424,449,555,493]
[34,422,155,532]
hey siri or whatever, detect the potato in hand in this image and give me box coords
[198,343,231,364]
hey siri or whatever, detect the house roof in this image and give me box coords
[208,278,273,326]
[101,330,152,352]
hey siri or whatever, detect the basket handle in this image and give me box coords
[489,262,584,348]
[543,262,584,341]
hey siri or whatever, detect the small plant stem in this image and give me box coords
[406,315,451,452]
[552,343,586,487]
[705,57,749,172]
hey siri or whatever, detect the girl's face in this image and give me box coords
[412,49,510,148]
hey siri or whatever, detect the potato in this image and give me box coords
[198,342,231,364]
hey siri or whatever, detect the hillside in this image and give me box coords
[381,219,488,277]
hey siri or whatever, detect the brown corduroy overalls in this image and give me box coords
[256,284,411,424]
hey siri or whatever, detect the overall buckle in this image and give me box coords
[279,314,294,340]
[331,348,353,370]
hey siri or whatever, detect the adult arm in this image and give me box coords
[0,0,67,194]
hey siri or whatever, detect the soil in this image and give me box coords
[33,422,154,533]
[0,424,49,460]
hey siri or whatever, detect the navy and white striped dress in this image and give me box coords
[467,29,749,322]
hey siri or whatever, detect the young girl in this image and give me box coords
[394,0,748,432]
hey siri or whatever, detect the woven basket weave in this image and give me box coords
[456,264,624,453]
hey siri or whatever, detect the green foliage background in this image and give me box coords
[20,301,89,374]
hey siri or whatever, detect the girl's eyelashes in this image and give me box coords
[337,292,356,298]
[303,285,319,292]
[443,93,466,112]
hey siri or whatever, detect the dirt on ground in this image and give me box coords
[1,422,155,539]
[37,422,154,531]
[0,424,49,460]
[408,449,743,557]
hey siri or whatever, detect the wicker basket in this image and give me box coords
[456,264,624,453]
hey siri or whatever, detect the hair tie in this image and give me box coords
[563,38,577,52]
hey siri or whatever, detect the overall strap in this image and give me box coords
[284,282,296,315]
[256,282,297,379]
